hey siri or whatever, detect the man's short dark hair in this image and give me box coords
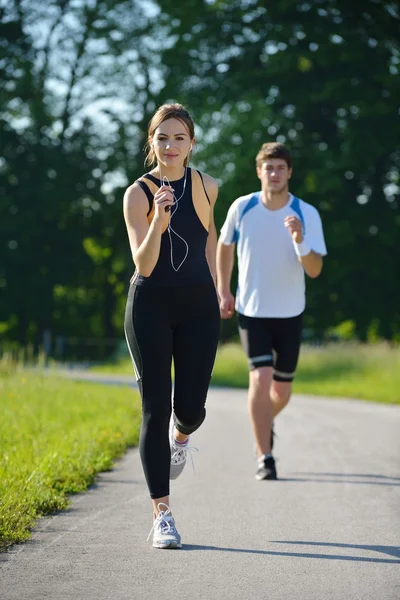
[256,143,292,169]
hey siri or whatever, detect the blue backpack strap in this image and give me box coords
[291,196,306,235]
[233,192,259,242]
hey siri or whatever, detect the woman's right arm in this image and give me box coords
[123,182,174,277]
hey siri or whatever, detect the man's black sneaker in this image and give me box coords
[256,455,277,480]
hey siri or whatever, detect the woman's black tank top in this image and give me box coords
[133,168,213,287]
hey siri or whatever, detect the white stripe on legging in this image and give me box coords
[124,326,140,381]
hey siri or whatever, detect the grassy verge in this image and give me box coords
[212,343,400,404]
[0,372,141,550]
[92,342,400,404]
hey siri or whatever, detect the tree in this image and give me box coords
[0,0,166,354]
[157,0,400,339]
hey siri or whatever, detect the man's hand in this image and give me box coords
[219,291,235,319]
[284,215,303,243]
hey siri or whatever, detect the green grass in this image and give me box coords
[1,342,397,549]
[92,342,400,404]
[0,372,141,550]
[212,342,400,404]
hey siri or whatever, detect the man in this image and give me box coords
[216,142,327,480]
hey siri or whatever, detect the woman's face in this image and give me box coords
[151,118,194,168]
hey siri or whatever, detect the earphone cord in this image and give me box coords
[160,168,189,272]
[168,226,189,272]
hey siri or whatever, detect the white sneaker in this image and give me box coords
[147,503,182,549]
[169,415,197,480]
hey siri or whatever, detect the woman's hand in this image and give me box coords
[153,185,175,227]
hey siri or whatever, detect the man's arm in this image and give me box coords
[216,241,236,318]
[296,249,323,279]
[284,215,323,278]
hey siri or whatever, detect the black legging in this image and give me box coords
[124,281,220,499]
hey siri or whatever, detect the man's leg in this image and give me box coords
[269,313,303,443]
[238,313,277,479]
[248,366,278,480]
[270,380,292,418]
[248,366,274,456]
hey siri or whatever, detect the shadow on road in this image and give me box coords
[183,541,400,563]
[280,472,400,487]
[294,472,400,481]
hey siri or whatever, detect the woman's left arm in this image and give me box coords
[203,174,219,285]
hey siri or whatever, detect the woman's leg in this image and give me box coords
[125,285,182,548]
[124,284,173,503]
[172,283,220,438]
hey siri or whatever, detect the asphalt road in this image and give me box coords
[1,383,399,600]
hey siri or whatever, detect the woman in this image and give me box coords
[123,103,221,549]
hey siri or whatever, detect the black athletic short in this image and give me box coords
[238,312,303,382]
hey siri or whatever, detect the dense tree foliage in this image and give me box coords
[158,0,400,340]
[1,0,399,357]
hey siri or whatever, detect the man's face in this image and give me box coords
[257,159,292,193]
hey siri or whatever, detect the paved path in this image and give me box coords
[1,384,399,600]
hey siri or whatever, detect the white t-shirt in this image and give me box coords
[219,192,327,318]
